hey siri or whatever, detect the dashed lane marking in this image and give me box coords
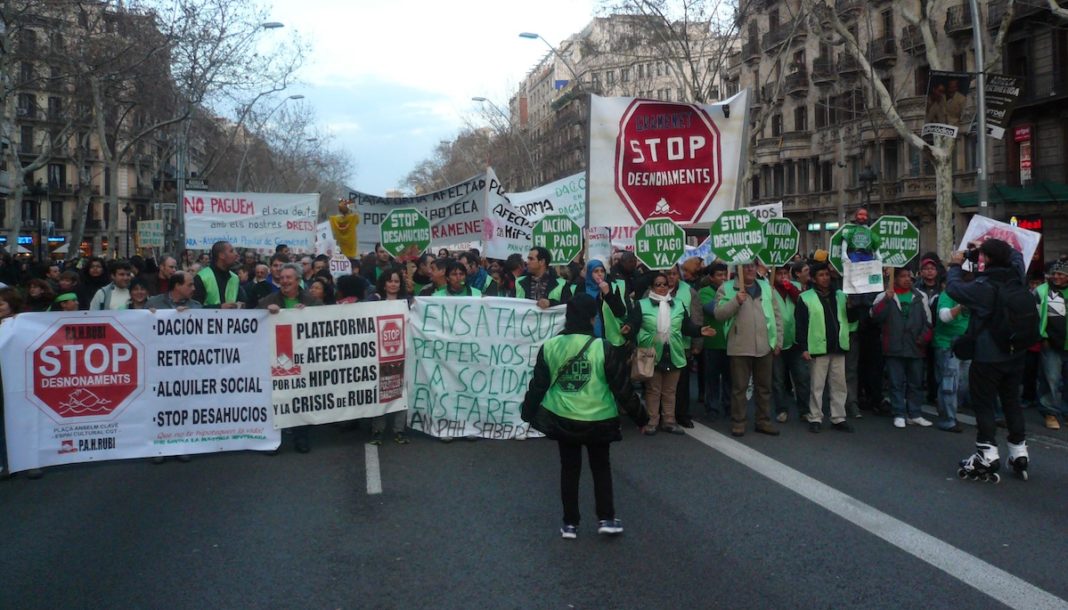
[365,444,382,495]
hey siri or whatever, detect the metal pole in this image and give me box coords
[969,0,988,210]
[176,122,186,254]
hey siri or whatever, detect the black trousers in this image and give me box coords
[558,441,614,526]
[675,355,694,422]
[969,360,1026,445]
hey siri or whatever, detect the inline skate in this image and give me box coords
[957,442,1001,483]
[1007,441,1029,481]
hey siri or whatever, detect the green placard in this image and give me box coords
[871,215,920,267]
[635,218,685,270]
[380,208,431,261]
[709,209,765,264]
[757,218,799,266]
[532,214,583,264]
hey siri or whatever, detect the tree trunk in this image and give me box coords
[66,187,91,264]
[933,150,955,260]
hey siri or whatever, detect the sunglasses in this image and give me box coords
[653,282,667,288]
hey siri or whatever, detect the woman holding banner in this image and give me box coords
[629,272,717,435]
[365,267,412,444]
[522,294,631,539]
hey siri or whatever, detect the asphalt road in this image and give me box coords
[2,405,1066,609]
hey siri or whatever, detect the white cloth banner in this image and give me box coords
[958,214,1041,272]
[482,173,587,260]
[586,227,612,263]
[747,202,783,224]
[349,170,509,250]
[406,297,565,439]
[0,310,277,473]
[681,237,714,265]
[842,259,885,295]
[587,90,748,227]
[269,302,409,428]
[183,191,319,252]
[315,221,337,256]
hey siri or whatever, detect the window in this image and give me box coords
[820,161,834,191]
[19,62,34,85]
[47,163,64,189]
[794,106,807,131]
[769,8,780,32]
[751,175,760,200]
[17,93,35,118]
[51,201,63,229]
[785,160,796,194]
[0,200,5,228]
[773,164,785,197]
[606,70,615,85]
[48,96,61,120]
[771,113,783,137]
[881,10,893,38]
[638,64,645,78]
[798,160,810,195]
[621,67,630,82]
[50,32,63,52]
[915,64,930,96]
[953,53,967,72]
[20,125,34,154]
[656,62,663,77]
[881,76,894,98]
[815,98,827,129]
[22,200,38,222]
[677,88,684,102]
[883,141,899,182]
[104,170,111,196]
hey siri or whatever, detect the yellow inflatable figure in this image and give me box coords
[330,199,359,259]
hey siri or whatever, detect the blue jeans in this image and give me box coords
[885,356,924,418]
[773,346,810,418]
[1038,345,1068,417]
[934,348,970,428]
[703,348,731,417]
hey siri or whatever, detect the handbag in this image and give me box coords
[630,346,656,381]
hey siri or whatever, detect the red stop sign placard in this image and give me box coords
[377,315,405,363]
[614,99,722,224]
[29,320,143,421]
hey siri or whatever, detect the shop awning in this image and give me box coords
[955,181,1068,208]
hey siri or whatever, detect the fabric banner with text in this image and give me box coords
[269,301,409,428]
[587,90,748,227]
[406,297,565,440]
[482,173,587,260]
[183,191,319,252]
[0,310,277,473]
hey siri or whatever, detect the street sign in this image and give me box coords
[635,218,685,270]
[531,214,583,264]
[380,208,430,261]
[709,209,764,264]
[872,215,920,267]
[614,99,723,224]
[757,218,799,266]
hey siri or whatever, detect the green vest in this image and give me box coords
[1035,283,1068,348]
[432,286,482,297]
[540,335,617,422]
[933,292,970,349]
[799,289,850,356]
[197,266,238,306]
[675,280,694,349]
[717,279,778,348]
[697,285,728,350]
[515,275,565,301]
[773,288,796,349]
[637,297,689,368]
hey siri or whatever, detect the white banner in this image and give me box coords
[586,227,612,263]
[483,173,587,260]
[610,226,639,251]
[349,170,508,250]
[842,259,885,295]
[587,90,748,227]
[315,221,337,256]
[747,202,783,224]
[406,297,564,439]
[0,310,277,473]
[183,191,319,253]
[681,236,714,265]
[958,214,1041,272]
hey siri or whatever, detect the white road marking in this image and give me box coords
[365,444,382,495]
[687,422,1068,610]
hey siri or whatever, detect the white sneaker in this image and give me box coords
[893,417,906,428]
[776,412,788,423]
[907,416,933,427]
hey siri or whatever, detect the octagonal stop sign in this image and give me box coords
[614,100,722,224]
[532,214,583,264]
[380,208,431,261]
[29,320,143,421]
[872,215,920,268]
[635,218,685,270]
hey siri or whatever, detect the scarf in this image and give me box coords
[648,292,673,346]
[469,267,489,291]
[585,260,606,337]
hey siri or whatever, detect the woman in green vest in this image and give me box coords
[433,260,482,297]
[522,294,631,539]
[628,272,717,435]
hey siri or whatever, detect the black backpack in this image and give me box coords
[985,277,1041,355]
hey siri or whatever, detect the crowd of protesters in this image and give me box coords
[0,211,1062,496]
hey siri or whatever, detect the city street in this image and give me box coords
[2,406,1066,609]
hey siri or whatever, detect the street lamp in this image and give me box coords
[122,203,134,258]
[235,94,305,190]
[859,165,878,214]
[472,96,537,183]
[519,32,581,84]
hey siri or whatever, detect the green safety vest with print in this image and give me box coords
[799,289,850,355]
[540,334,617,422]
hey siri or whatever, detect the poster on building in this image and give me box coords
[183,191,319,253]
[958,214,1041,272]
[406,297,565,440]
[482,173,586,260]
[349,170,509,250]
[921,71,972,138]
[985,74,1023,140]
[0,310,278,473]
[269,301,408,429]
[587,90,749,227]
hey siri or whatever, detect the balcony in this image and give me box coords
[784,69,809,97]
[988,0,1067,27]
[812,56,835,85]
[897,96,927,121]
[16,106,37,120]
[724,51,742,81]
[867,36,897,68]
[838,53,861,75]
[900,25,926,56]
[49,182,74,196]
[762,21,804,54]
[944,4,973,37]
[835,0,862,19]
[742,39,760,63]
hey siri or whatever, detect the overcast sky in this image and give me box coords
[267,0,598,195]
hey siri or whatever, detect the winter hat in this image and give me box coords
[812,249,829,263]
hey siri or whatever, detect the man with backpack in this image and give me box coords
[946,239,1037,481]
